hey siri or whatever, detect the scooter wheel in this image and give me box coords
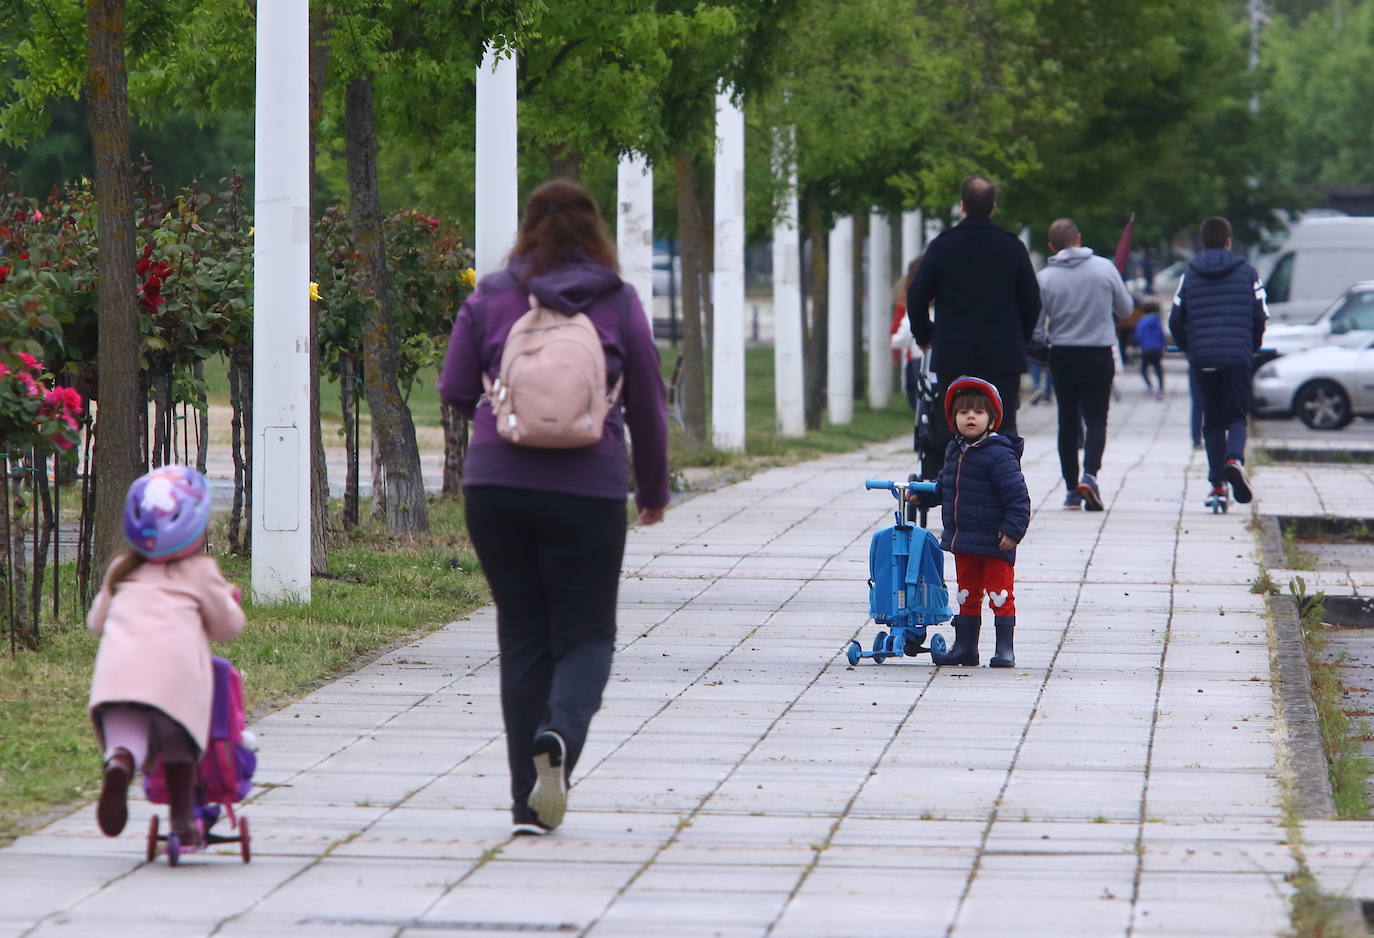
[845,640,861,666]
[167,831,181,867]
[146,815,159,863]
[929,633,948,657]
[239,816,251,863]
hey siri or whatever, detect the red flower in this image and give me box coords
[0,266,8,283]
[18,252,28,260]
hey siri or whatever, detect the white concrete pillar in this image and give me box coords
[475,44,518,275]
[252,0,311,602]
[901,209,923,270]
[616,154,654,329]
[827,215,854,425]
[772,128,804,438]
[866,210,892,411]
[711,88,746,452]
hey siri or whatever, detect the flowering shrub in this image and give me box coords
[0,352,84,451]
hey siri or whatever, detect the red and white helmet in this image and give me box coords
[943,376,1003,431]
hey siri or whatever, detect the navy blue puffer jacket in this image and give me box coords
[927,432,1031,565]
[1168,249,1267,369]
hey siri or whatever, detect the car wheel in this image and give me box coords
[1295,380,1353,430]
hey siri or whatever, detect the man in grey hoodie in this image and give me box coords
[1033,218,1135,510]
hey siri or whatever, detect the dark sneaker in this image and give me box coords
[1063,490,1083,510]
[1225,459,1252,504]
[1076,474,1104,512]
[527,731,568,832]
[97,748,134,837]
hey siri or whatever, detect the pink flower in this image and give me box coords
[47,433,75,451]
[18,372,39,395]
[31,210,43,222]
[17,352,41,372]
[44,385,83,416]
[0,363,8,379]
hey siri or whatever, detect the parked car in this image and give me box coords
[1262,281,1374,356]
[1259,216,1374,325]
[1252,332,1374,429]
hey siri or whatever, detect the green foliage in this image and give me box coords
[1265,2,1374,188]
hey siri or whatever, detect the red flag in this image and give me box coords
[1112,214,1135,275]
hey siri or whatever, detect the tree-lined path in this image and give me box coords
[5,362,1374,937]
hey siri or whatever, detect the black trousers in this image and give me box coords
[464,486,626,818]
[1140,349,1164,389]
[1191,364,1251,484]
[925,371,1022,478]
[1049,346,1114,491]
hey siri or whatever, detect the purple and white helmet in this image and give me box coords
[123,465,212,561]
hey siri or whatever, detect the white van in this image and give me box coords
[1262,217,1374,324]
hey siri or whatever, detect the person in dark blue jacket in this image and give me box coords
[910,377,1031,668]
[1168,216,1268,508]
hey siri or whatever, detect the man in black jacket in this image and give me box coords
[906,175,1042,476]
[1169,216,1268,508]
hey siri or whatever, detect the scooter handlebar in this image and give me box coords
[864,479,937,494]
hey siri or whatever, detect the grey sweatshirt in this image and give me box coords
[1033,246,1135,347]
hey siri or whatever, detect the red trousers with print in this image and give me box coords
[953,553,1016,616]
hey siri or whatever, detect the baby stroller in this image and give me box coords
[910,354,942,527]
[844,479,953,665]
[143,657,256,865]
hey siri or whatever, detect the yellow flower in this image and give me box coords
[462,267,477,287]
[309,281,321,302]
[247,227,255,239]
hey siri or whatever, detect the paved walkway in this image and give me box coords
[6,360,1374,937]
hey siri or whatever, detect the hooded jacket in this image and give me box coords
[437,257,670,510]
[927,432,1031,565]
[1168,249,1268,369]
[1033,246,1135,348]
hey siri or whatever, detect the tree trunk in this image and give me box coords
[674,152,708,446]
[308,8,332,572]
[228,348,253,556]
[344,77,429,534]
[87,0,145,578]
[547,143,581,180]
[802,187,827,431]
[851,212,867,402]
[193,360,208,473]
[341,352,360,529]
[440,402,467,496]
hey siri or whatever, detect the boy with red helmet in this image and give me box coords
[910,377,1031,667]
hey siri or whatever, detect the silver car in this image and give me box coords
[1252,332,1374,429]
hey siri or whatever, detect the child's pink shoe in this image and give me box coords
[97,748,134,836]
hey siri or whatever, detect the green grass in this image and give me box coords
[0,497,489,844]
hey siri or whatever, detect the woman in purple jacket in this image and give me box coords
[438,180,670,836]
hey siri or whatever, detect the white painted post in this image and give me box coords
[252,0,311,603]
[901,209,923,270]
[772,128,804,438]
[827,215,854,425]
[616,154,654,329]
[712,88,746,452]
[866,210,891,411]
[475,44,518,275]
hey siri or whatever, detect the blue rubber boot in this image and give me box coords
[990,616,1016,668]
[932,615,980,666]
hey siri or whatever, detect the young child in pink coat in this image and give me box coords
[88,465,245,843]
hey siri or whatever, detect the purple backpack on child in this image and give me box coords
[144,657,255,825]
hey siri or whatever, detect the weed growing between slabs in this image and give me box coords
[0,496,488,845]
[1290,576,1372,820]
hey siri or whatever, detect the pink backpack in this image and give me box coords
[483,295,623,448]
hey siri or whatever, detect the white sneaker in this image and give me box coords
[527,731,568,831]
